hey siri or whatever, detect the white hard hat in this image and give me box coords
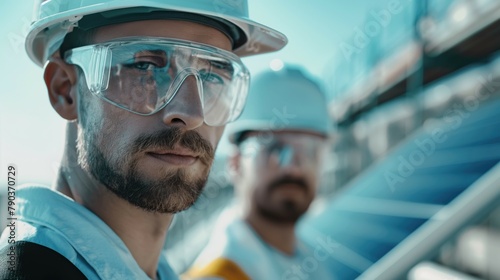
[27,0,288,67]
[227,66,332,144]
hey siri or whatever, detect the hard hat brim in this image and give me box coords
[226,120,331,144]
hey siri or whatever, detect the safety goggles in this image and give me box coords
[239,133,328,169]
[64,37,250,126]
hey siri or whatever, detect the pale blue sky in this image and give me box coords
[0,0,404,185]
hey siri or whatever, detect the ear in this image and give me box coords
[44,56,79,120]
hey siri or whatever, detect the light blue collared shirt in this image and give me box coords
[191,205,335,280]
[0,185,178,280]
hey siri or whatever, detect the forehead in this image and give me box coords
[92,19,232,51]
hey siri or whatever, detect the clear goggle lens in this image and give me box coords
[239,133,328,168]
[64,37,250,126]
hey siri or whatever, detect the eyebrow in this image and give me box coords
[134,49,167,57]
[133,50,169,66]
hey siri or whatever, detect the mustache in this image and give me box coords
[131,127,215,165]
[268,176,309,193]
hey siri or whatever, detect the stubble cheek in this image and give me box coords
[88,103,132,172]
[101,120,136,173]
[75,78,130,178]
[205,125,226,151]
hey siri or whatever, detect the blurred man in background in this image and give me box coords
[186,67,334,279]
[0,0,286,279]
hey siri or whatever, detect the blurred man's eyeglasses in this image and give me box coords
[239,133,328,168]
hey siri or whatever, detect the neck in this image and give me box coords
[53,123,172,279]
[89,188,173,279]
[245,212,297,255]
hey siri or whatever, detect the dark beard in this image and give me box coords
[85,127,214,213]
[257,199,304,224]
[256,177,311,224]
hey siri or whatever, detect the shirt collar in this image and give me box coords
[17,185,177,280]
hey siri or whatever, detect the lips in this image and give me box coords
[147,147,198,166]
[268,177,309,193]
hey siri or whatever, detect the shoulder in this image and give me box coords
[196,219,264,264]
[1,219,80,263]
[0,241,87,280]
[184,257,251,280]
[186,220,267,280]
[1,185,90,263]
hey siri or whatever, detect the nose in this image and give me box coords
[161,75,204,129]
[278,146,304,169]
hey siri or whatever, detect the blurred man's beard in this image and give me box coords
[257,199,306,224]
[255,177,313,224]
[78,124,214,213]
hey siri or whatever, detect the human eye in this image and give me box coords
[200,69,224,84]
[267,140,286,154]
[125,61,158,71]
[124,50,168,71]
[211,60,233,74]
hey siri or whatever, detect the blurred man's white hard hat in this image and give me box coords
[228,66,332,144]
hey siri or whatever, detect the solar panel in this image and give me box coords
[299,98,500,279]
